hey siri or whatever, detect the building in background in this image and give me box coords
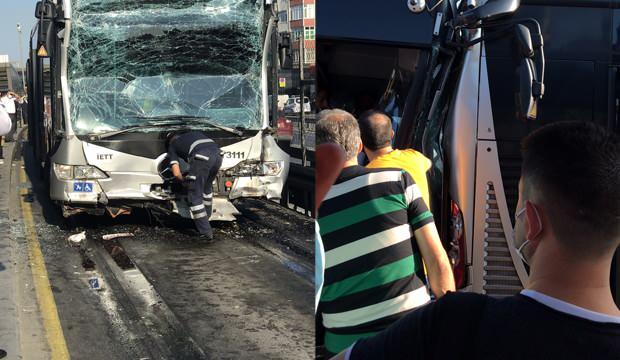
[276,0,315,96]
[289,0,315,71]
[0,55,25,94]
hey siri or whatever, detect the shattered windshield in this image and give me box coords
[68,0,264,135]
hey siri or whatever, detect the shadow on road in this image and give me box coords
[19,137,66,228]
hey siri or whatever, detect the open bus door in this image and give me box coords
[28,27,46,167]
[30,0,63,177]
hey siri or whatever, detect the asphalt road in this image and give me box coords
[3,134,314,359]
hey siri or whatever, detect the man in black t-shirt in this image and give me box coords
[332,121,620,359]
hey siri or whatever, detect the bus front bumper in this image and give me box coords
[49,171,284,220]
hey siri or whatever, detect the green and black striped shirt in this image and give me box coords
[317,165,435,354]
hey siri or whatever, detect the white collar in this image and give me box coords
[521,289,620,324]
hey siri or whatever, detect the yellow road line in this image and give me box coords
[19,166,70,359]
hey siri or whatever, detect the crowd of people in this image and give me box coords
[315,109,454,357]
[315,108,620,359]
[0,90,26,165]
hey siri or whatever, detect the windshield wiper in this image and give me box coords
[139,115,244,136]
[91,116,244,140]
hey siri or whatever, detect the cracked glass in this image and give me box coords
[68,0,264,135]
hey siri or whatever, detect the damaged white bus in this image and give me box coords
[27,0,289,221]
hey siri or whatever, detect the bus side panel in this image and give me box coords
[485,5,613,219]
[485,4,617,299]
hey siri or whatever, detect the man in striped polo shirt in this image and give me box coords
[316,109,455,356]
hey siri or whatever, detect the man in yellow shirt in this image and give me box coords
[358,110,432,209]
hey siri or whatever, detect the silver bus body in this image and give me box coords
[44,0,289,220]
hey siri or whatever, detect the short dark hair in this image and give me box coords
[521,121,620,256]
[358,110,392,151]
[316,109,360,160]
[164,130,189,149]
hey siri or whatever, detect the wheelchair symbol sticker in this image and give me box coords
[73,182,94,192]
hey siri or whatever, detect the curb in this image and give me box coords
[0,126,26,358]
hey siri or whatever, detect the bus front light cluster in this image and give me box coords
[224,160,283,177]
[261,161,283,176]
[449,200,467,289]
[53,164,73,180]
[53,163,108,180]
[74,165,108,179]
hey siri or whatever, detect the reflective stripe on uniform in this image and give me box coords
[203,193,213,199]
[188,139,214,155]
[170,160,179,165]
[194,154,210,161]
[190,204,205,212]
[192,211,208,219]
[186,175,197,180]
[203,201,212,206]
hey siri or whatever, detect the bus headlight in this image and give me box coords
[74,165,108,179]
[53,164,73,180]
[53,163,108,180]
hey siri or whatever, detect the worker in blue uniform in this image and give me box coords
[167,131,223,239]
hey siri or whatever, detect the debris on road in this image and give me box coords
[102,233,135,241]
[88,276,104,291]
[68,231,86,246]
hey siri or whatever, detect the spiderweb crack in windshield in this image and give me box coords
[68,0,264,135]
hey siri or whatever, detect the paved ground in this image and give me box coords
[0,129,314,359]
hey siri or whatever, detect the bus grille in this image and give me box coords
[483,182,523,297]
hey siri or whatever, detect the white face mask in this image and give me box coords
[513,207,530,265]
[512,205,541,266]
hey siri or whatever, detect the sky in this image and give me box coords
[1,0,39,65]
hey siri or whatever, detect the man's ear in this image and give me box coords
[391,128,395,140]
[525,201,543,246]
[356,140,363,155]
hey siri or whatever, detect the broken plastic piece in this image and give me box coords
[68,231,86,246]
[102,233,135,241]
[107,206,132,218]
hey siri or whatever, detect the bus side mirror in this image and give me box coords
[514,24,542,121]
[279,33,291,69]
[35,1,55,19]
[35,1,56,58]
[36,19,55,58]
[514,24,534,58]
[454,0,520,27]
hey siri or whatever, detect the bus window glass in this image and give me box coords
[68,0,264,135]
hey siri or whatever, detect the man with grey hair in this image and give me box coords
[316,109,455,356]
